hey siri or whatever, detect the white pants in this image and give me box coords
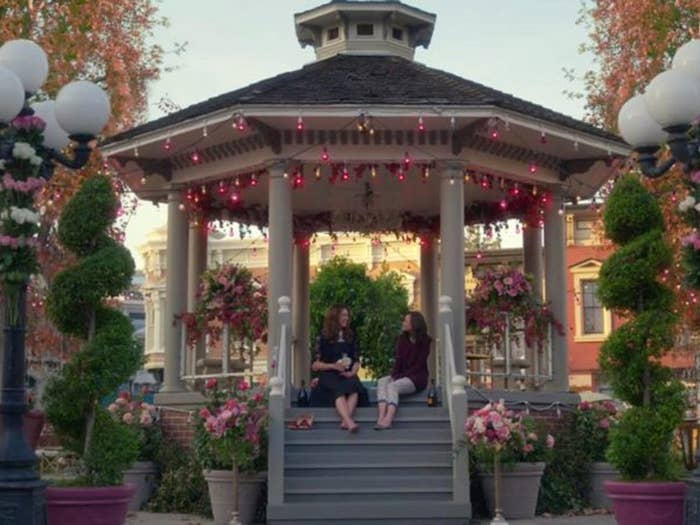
[376,376,416,407]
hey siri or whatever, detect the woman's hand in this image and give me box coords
[333,362,347,373]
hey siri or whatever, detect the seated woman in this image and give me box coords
[311,305,363,432]
[375,311,431,430]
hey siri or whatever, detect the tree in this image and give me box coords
[43,175,142,486]
[309,257,409,379]
[579,1,700,329]
[0,1,166,362]
[598,175,684,480]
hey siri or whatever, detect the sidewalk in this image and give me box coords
[126,512,616,524]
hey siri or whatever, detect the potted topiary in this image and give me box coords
[598,174,686,525]
[42,175,142,525]
[466,400,555,519]
[194,378,267,525]
[108,391,162,511]
[574,400,620,509]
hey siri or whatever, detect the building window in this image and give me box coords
[574,219,593,244]
[357,24,374,36]
[581,279,604,334]
[327,27,339,41]
[392,27,404,40]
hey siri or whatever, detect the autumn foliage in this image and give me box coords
[581,1,700,329]
[0,1,165,361]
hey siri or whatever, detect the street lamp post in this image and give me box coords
[616,39,700,525]
[0,39,110,525]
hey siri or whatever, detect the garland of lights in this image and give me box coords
[179,162,553,240]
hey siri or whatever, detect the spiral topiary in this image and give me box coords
[598,175,684,481]
[43,175,142,486]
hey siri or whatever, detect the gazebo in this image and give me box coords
[102,1,628,522]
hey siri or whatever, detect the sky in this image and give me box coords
[123,0,596,268]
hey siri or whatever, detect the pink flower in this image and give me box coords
[205,378,218,390]
[599,417,610,429]
[579,401,591,411]
[118,391,131,401]
[122,413,135,424]
[199,407,211,419]
[237,380,250,391]
[107,403,119,413]
[139,411,152,426]
[546,434,555,449]
[115,397,128,406]
[692,171,700,184]
[523,443,534,454]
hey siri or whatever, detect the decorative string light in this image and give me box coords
[532,185,538,196]
[418,115,426,133]
[178,202,185,211]
[234,113,247,132]
[449,116,456,130]
[314,165,322,180]
[558,204,565,216]
[529,162,537,174]
[190,150,201,164]
[140,175,147,185]
[250,173,258,186]
[234,176,241,187]
[370,164,377,178]
[134,146,139,158]
[341,164,349,181]
[403,151,411,169]
[218,180,226,194]
[540,130,547,144]
[162,137,172,151]
[296,115,304,132]
[321,146,330,163]
[202,123,208,137]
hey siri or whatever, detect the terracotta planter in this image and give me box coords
[479,462,545,519]
[0,410,45,450]
[46,484,135,525]
[605,480,685,525]
[203,469,265,525]
[123,460,158,511]
[588,462,617,509]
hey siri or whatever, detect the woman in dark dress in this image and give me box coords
[311,305,362,432]
[375,311,431,430]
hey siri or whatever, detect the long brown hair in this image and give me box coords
[404,311,430,346]
[322,304,354,342]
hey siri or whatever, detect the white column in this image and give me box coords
[187,219,208,369]
[162,189,189,392]
[420,233,439,382]
[268,164,293,376]
[439,163,466,375]
[544,190,569,391]
[523,227,543,299]
[523,225,544,385]
[292,237,311,387]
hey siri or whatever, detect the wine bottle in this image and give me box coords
[427,379,438,407]
[297,379,309,407]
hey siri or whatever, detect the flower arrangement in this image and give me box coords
[108,391,162,462]
[184,263,267,357]
[0,116,48,302]
[574,400,620,463]
[466,266,563,351]
[193,378,267,473]
[465,400,555,467]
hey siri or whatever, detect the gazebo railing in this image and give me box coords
[438,296,469,505]
[465,313,553,389]
[268,296,291,507]
[179,321,259,385]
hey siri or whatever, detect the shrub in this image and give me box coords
[598,174,684,481]
[309,257,408,378]
[43,175,142,486]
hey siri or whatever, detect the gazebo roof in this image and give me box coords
[105,54,623,147]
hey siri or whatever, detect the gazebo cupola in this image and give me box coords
[294,0,436,61]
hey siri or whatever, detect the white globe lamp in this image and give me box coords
[0,66,25,124]
[0,39,48,95]
[617,94,668,148]
[55,80,110,138]
[31,100,71,151]
[644,69,700,129]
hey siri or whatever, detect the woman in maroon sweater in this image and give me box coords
[374,311,431,430]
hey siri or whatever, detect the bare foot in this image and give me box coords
[348,422,359,433]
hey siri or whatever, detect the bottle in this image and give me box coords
[427,379,438,407]
[297,380,309,407]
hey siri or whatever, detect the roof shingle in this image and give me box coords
[105,54,623,145]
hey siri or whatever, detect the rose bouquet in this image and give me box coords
[574,400,620,463]
[465,400,555,468]
[108,391,162,462]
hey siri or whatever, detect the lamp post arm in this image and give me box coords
[638,150,676,179]
[44,141,92,172]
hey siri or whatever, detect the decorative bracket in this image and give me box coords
[250,118,282,155]
[451,118,489,156]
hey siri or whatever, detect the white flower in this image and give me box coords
[9,206,40,225]
[29,155,43,167]
[694,203,700,213]
[12,142,36,160]
[679,196,696,212]
[0,160,5,170]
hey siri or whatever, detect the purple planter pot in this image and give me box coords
[46,484,135,525]
[604,480,686,525]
